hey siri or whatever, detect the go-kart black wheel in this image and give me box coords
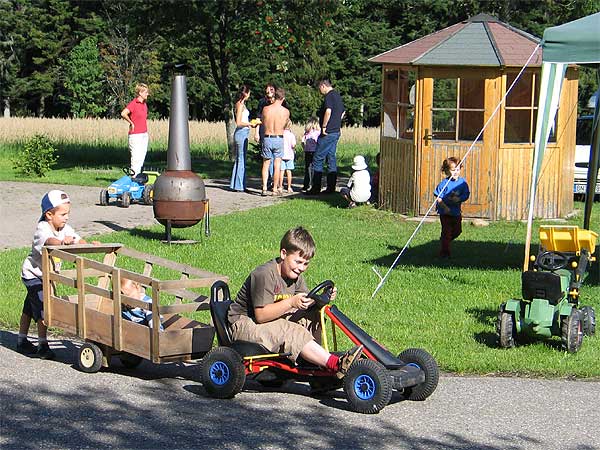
[561,308,583,353]
[344,358,392,414]
[201,347,246,399]
[99,189,109,206]
[397,348,439,401]
[121,191,131,208]
[77,342,103,373]
[497,303,517,349]
[536,251,569,271]
[581,306,596,336]
[142,183,154,205]
[306,280,334,307]
[119,353,143,369]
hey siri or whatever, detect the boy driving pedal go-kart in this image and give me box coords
[202,227,439,414]
[99,168,159,208]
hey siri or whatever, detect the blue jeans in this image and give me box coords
[312,132,340,173]
[230,127,249,191]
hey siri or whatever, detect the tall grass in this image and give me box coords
[0,117,379,184]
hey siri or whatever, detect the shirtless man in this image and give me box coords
[260,88,290,196]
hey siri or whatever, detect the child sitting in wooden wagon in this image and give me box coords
[120,278,163,330]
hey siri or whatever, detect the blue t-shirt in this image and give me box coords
[433,176,470,216]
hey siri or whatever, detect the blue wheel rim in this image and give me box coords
[354,374,376,400]
[407,362,420,369]
[209,361,230,385]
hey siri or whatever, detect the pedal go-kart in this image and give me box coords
[497,225,597,352]
[203,280,439,414]
[99,168,160,208]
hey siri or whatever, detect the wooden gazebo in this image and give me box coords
[369,14,579,220]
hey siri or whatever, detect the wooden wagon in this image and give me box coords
[41,243,228,372]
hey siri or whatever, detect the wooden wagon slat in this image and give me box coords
[159,302,209,314]
[157,278,226,290]
[49,272,76,288]
[47,243,123,255]
[118,246,227,280]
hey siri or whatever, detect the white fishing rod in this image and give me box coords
[371,44,542,299]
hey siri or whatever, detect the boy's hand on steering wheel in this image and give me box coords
[291,293,314,310]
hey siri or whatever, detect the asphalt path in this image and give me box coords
[0,331,599,450]
[1,180,599,449]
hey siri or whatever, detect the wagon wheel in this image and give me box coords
[77,342,103,373]
[119,353,143,369]
[201,347,246,399]
[497,303,517,349]
[397,348,439,401]
[344,358,392,414]
[581,306,596,336]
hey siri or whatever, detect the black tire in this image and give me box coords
[201,347,246,399]
[99,189,109,206]
[397,348,439,401]
[119,353,143,369]
[343,358,392,414]
[142,184,154,205]
[581,306,596,336]
[77,342,103,373]
[497,304,517,348]
[121,191,131,208]
[562,309,583,353]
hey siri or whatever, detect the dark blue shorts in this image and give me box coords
[22,277,44,322]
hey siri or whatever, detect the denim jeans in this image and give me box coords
[230,127,249,191]
[312,132,340,173]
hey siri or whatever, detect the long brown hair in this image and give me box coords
[236,85,251,103]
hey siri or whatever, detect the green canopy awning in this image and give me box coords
[542,13,600,63]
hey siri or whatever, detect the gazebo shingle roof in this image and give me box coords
[369,13,542,67]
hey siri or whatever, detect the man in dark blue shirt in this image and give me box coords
[306,79,345,195]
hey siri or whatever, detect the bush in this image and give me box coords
[13,135,58,177]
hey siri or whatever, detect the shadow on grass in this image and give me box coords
[370,240,525,271]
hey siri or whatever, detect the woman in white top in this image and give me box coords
[230,85,258,192]
[340,155,371,208]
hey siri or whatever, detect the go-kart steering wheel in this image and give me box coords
[536,251,569,271]
[306,280,335,308]
[123,167,135,176]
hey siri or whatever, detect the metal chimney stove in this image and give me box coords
[153,67,209,243]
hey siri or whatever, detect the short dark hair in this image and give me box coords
[236,85,251,102]
[318,79,332,88]
[274,87,285,100]
[441,156,460,176]
[280,226,315,259]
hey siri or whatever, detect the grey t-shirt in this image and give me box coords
[228,258,308,323]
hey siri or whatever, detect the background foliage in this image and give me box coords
[0,0,597,128]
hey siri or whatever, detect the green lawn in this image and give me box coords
[1,197,598,378]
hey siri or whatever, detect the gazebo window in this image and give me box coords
[432,78,484,141]
[382,68,415,139]
[504,72,556,144]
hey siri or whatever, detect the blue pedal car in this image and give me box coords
[100,168,159,208]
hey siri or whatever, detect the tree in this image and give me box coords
[61,36,105,117]
[0,1,18,117]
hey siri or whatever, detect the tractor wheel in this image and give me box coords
[119,353,143,369]
[397,348,439,401]
[497,304,517,348]
[142,184,154,205]
[344,358,392,414]
[99,189,109,206]
[201,347,246,399]
[77,342,103,373]
[121,191,131,208]
[561,309,583,353]
[581,306,596,336]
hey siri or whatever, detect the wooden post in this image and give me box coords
[112,268,122,351]
[151,280,160,363]
[42,247,51,327]
[76,256,86,338]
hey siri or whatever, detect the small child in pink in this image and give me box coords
[279,119,297,193]
[301,117,320,192]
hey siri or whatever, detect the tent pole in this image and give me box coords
[583,69,600,230]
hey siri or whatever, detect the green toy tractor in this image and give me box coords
[497,225,597,352]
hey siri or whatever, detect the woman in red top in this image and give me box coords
[121,83,150,176]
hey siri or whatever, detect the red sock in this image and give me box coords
[326,354,340,371]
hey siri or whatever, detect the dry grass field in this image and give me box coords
[0,117,379,147]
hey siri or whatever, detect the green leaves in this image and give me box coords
[13,134,58,177]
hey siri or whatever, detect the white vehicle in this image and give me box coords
[574,115,600,199]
